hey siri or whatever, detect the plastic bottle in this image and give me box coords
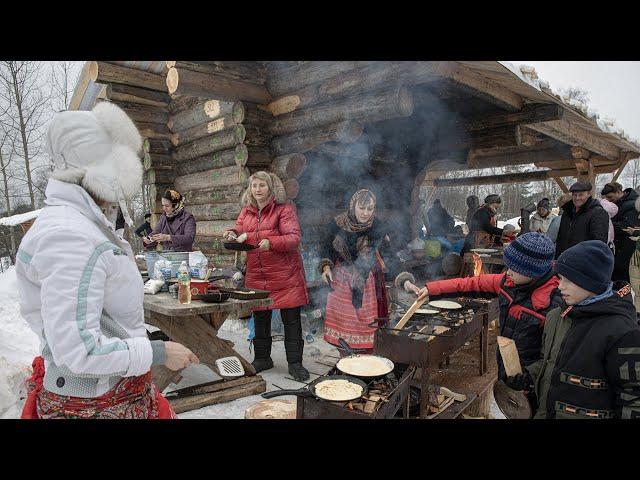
[177,261,191,304]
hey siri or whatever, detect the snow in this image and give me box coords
[0,209,43,227]
[0,268,506,420]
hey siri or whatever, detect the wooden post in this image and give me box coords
[553,177,570,194]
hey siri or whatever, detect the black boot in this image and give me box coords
[252,311,274,373]
[282,308,309,382]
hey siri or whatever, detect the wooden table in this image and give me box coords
[144,293,272,393]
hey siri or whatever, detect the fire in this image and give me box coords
[471,252,483,277]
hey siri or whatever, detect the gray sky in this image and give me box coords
[510,61,640,141]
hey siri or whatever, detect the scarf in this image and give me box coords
[165,190,185,219]
[334,189,376,233]
[576,282,614,306]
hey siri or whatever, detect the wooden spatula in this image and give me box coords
[393,291,430,335]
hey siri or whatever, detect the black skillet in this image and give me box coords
[336,338,395,382]
[223,242,257,251]
[261,374,368,402]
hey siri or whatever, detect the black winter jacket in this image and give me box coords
[612,188,640,281]
[555,197,609,258]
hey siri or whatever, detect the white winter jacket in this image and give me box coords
[15,179,164,398]
[529,211,557,234]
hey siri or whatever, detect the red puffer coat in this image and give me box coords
[232,198,308,310]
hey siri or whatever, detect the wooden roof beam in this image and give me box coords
[68,61,93,111]
[527,119,620,160]
[431,62,523,112]
[464,103,565,132]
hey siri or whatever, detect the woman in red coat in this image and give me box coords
[224,171,310,381]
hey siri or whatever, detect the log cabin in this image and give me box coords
[69,61,640,269]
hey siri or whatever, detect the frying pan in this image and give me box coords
[223,242,258,251]
[261,374,368,402]
[336,338,395,381]
[492,381,532,419]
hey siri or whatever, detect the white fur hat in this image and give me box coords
[46,101,143,204]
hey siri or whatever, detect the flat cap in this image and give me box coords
[569,181,592,192]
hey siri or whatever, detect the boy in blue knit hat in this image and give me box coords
[404,232,563,386]
[506,240,640,418]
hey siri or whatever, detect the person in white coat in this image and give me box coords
[16,102,198,419]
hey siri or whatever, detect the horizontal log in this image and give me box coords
[183,184,245,206]
[175,145,248,176]
[195,220,237,237]
[266,62,411,117]
[143,138,172,155]
[168,99,245,132]
[171,115,241,146]
[266,61,367,98]
[571,146,591,159]
[166,67,271,104]
[463,103,565,132]
[189,202,242,221]
[143,153,174,171]
[174,166,250,192]
[284,178,299,199]
[270,153,307,179]
[119,102,169,124]
[242,102,272,127]
[313,142,370,162]
[246,147,273,168]
[148,183,173,208]
[172,125,246,162]
[88,61,167,92]
[271,121,363,156]
[106,83,170,108]
[242,124,272,149]
[269,87,413,136]
[166,61,264,85]
[144,169,174,185]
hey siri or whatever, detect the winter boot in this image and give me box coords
[282,310,309,381]
[251,337,274,373]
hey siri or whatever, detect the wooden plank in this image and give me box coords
[144,293,271,317]
[69,61,93,111]
[433,62,523,112]
[168,376,266,414]
[528,119,620,159]
[464,103,564,132]
[553,177,570,193]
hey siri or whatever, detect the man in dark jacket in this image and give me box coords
[135,212,152,238]
[555,181,609,259]
[602,182,640,281]
[507,241,640,419]
[463,194,504,252]
[427,199,455,236]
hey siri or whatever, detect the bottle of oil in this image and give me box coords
[177,261,191,304]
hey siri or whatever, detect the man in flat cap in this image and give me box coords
[555,181,609,258]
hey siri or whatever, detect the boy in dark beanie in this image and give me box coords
[507,240,640,418]
[404,232,563,385]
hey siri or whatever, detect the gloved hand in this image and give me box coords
[504,370,533,391]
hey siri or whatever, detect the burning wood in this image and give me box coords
[471,252,483,277]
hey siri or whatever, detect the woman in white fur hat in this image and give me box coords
[16,102,198,419]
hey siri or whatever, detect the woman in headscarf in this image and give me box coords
[16,102,197,419]
[319,189,408,352]
[143,189,196,252]
[223,171,309,381]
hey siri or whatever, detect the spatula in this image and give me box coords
[393,291,430,335]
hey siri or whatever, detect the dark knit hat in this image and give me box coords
[503,232,555,279]
[484,194,501,204]
[569,181,592,192]
[556,240,614,294]
[537,198,550,210]
[601,182,623,196]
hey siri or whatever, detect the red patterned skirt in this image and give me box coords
[21,357,176,419]
[324,263,388,349]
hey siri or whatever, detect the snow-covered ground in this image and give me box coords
[0,267,505,419]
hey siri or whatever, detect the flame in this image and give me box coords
[471,252,483,277]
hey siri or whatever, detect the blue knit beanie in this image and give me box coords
[503,232,555,278]
[556,240,614,294]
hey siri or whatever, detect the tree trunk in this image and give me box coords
[166,67,271,104]
[167,99,245,132]
[106,83,170,107]
[269,87,413,136]
[271,121,363,156]
[182,184,245,206]
[175,145,248,176]
[174,166,250,192]
[172,125,246,162]
[270,153,307,179]
[89,61,167,92]
[189,203,242,221]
